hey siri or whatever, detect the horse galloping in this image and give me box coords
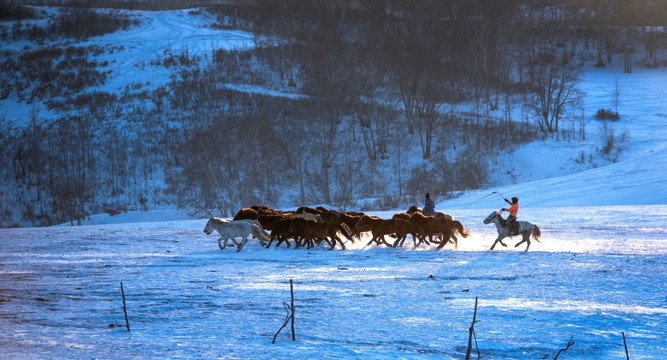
[289,218,353,250]
[354,215,403,247]
[483,210,541,251]
[203,217,269,251]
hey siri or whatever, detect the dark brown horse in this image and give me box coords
[288,218,353,250]
[266,218,295,248]
[232,207,260,221]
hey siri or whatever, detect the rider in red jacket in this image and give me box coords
[502,197,519,234]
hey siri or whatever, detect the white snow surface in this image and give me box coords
[1,9,666,360]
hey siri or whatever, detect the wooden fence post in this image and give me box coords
[466,297,479,360]
[120,281,130,332]
[622,332,630,360]
[290,279,295,341]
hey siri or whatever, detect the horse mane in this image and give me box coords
[495,211,508,226]
[210,217,227,224]
[410,212,428,220]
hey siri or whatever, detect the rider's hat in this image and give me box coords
[512,197,518,203]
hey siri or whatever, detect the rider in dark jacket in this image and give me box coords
[423,193,435,216]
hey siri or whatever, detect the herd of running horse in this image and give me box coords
[203,205,542,252]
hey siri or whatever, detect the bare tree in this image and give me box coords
[415,80,441,159]
[612,77,622,113]
[527,53,583,134]
[621,28,637,73]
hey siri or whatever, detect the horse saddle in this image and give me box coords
[502,218,520,235]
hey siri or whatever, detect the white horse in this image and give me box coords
[203,217,269,251]
[483,210,541,251]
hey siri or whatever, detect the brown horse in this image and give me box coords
[333,212,363,240]
[435,218,470,249]
[354,215,402,247]
[391,218,420,248]
[288,218,353,250]
[409,212,470,249]
[266,218,295,248]
[256,214,287,231]
[232,207,260,221]
[391,213,411,221]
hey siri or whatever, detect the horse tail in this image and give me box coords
[252,224,270,243]
[455,220,470,238]
[532,225,541,242]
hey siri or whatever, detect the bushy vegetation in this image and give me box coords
[0,1,38,20]
[0,1,665,226]
[23,0,226,10]
[1,45,109,102]
[595,109,621,121]
[1,6,139,42]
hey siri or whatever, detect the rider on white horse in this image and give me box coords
[502,197,519,234]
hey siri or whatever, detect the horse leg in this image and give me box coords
[380,235,392,247]
[229,237,240,250]
[412,234,422,248]
[332,236,345,250]
[490,235,507,250]
[422,235,431,246]
[413,234,424,247]
[265,236,275,248]
[366,234,377,247]
[400,235,409,248]
[437,234,455,250]
[236,238,248,252]
[218,236,226,250]
[514,233,531,251]
[392,235,404,248]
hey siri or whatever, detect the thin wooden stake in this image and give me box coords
[466,297,479,360]
[272,302,292,344]
[120,281,130,332]
[290,279,295,341]
[554,335,575,360]
[272,279,296,344]
[622,332,630,360]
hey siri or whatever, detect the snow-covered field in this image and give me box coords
[1,7,666,360]
[0,205,665,359]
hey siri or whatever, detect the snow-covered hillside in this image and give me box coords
[1,6,666,360]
